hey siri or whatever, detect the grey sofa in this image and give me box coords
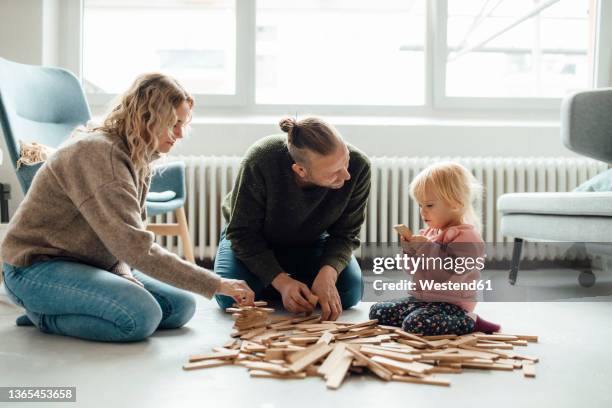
[498,88,612,284]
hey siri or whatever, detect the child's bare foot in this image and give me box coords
[473,315,501,334]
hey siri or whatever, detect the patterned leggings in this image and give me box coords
[369,297,475,336]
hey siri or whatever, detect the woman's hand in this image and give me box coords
[121,274,144,287]
[217,278,255,306]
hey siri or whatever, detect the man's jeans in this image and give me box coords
[2,259,196,342]
[213,231,363,310]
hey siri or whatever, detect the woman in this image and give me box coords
[1,73,254,342]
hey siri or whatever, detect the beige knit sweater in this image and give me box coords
[1,131,221,298]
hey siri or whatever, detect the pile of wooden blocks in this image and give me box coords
[183,302,539,389]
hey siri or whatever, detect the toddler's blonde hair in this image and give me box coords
[410,162,483,231]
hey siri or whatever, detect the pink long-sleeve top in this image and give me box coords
[406,224,485,312]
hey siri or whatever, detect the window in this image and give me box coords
[83,0,236,95]
[255,0,426,105]
[77,0,610,111]
[444,0,593,98]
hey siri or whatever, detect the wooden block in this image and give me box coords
[336,319,378,333]
[286,346,316,364]
[345,335,384,345]
[350,328,378,338]
[371,356,433,377]
[292,315,322,324]
[249,370,306,379]
[183,359,232,371]
[462,362,514,371]
[473,334,519,341]
[420,353,480,362]
[289,343,333,373]
[449,335,479,347]
[252,332,285,344]
[318,343,348,376]
[497,358,523,369]
[426,339,451,349]
[474,342,513,350]
[392,374,450,387]
[241,342,267,353]
[317,331,335,345]
[507,340,528,347]
[299,324,337,331]
[371,343,419,353]
[470,359,496,364]
[397,339,428,349]
[345,345,393,381]
[422,334,458,341]
[189,349,240,362]
[394,329,433,346]
[437,362,462,368]
[456,348,499,360]
[509,352,539,363]
[523,362,536,378]
[393,224,413,240]
[509,334,538,343]
[223,339,239,349]
[325,350,354,389]
[264,349,285,361]
[360,346,418,362]
[305,365,321,377]
[242,361,291,375]
[240,327,267,340]
[459,345,510,359]
[428,366,463,374]
[288,336,320,345]
[335,332,359,340]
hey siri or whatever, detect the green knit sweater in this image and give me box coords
[222,135,371,286]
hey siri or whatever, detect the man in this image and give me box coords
[214,116,371,320]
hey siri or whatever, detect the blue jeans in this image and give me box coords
[2,259,196,342]
[214,231,363,310]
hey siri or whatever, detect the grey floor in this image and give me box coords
[1,270,612,408]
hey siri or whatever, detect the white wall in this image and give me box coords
[168,118,570,159]
[0,0,605,217]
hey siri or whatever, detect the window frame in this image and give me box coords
[62,0,611,114]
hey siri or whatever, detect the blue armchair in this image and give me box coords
[0,57,194,262]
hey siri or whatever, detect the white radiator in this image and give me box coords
[153,156,607,261]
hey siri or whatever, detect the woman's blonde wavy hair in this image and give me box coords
[93,73,194,182]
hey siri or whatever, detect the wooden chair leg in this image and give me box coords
[175,207,195,263]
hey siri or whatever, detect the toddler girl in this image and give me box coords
[369,162,501,335]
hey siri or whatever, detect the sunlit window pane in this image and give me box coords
[446,0,593,98]
[83,0,236,95]
[256,0,426,105]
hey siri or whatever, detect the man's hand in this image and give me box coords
[217,278,255,306]
[311,265,342,321]
[272,272,315,314]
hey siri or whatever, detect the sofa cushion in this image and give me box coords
[500,213,612,242]
[574,168,612,192]
[498,192,612,217]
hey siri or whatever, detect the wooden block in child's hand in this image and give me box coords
[393,224,413,240]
